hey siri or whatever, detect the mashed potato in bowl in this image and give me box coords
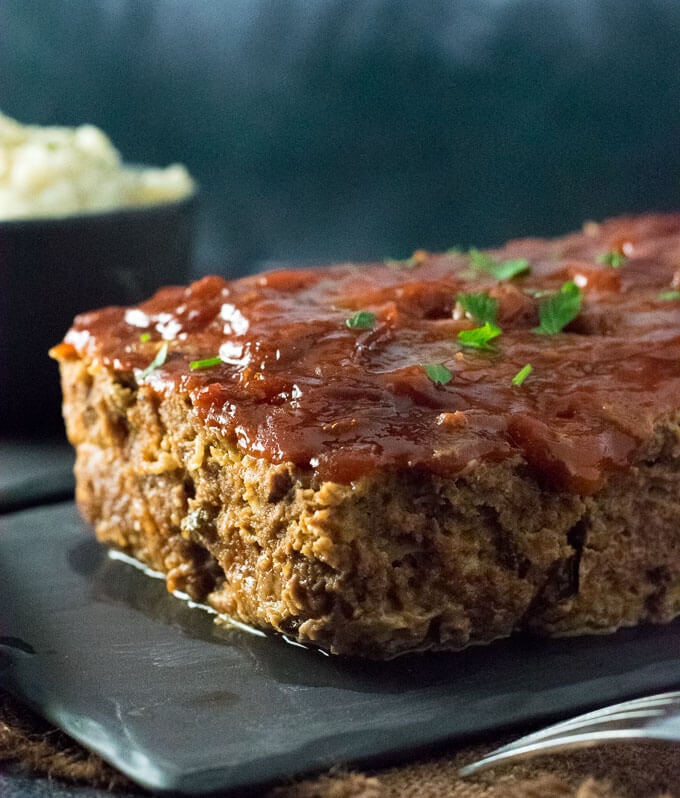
[0,112,194,220]
[0,112,197,433]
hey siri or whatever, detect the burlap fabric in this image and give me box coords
[2,689,678,797]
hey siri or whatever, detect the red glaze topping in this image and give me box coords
[63,214,680,494]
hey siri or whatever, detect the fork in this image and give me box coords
[459,691,680,776]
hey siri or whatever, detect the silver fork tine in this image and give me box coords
[495,693,679,744]
[486,692,680,751]
[459,691,680,777]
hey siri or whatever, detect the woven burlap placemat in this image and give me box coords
[2,689,678,797]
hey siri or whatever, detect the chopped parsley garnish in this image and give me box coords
[533,281,581,335]
[137,341,168,381]
[423,363,453,385]
[139,332,151,342]
[345,310,376,330]
[512,363,533,386]
[469,248,531,280]
[658,290,680,301]
[597,250,626,268]
[457,292,498,324]
[190,356,223,370]
[457,321,502,350]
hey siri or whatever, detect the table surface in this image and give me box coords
[1,770,129,798]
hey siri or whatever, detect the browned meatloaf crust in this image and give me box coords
[51,214,680,658]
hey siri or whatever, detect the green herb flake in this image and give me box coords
[658,290,680,301]
[533,281,582,335]
[190,356,223,370]
[345,310,376,330]
[139,332,151,342]
[469,248,531,280]
[457,292,498,324]
[137,341,169,381]
[457,321,502,350]
[597,250,626,268]
[423,363,453,385]
[512,363,533,387]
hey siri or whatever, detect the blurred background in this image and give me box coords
[2,0,680,279]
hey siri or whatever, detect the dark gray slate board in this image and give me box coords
[1,502,679,794]
[0,440,74,513]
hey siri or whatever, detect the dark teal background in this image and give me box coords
[2,0,679,276]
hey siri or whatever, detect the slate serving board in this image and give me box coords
[2,502,679,795]
[0,440,74,514]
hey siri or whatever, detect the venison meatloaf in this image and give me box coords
[51,214,680,658]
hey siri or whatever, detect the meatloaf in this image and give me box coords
[51,214,680,658]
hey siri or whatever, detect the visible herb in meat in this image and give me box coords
[533,281,582,335]
[190,356,223,370]
[457,321,502,350]
[423,363,453,385]
[457,292,498,324]
[658,290,680,301]
[597,250,626,268]
[346,311,376,330]
[137,341,168,381]
[468,249,530,280]
[512,363,533,386]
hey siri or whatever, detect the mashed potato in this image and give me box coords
[0,112,194,220]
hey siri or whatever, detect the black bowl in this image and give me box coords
[0,191,197,436]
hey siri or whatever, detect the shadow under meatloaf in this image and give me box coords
[58,356,680,659]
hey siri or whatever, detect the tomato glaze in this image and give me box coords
[64,214,680,494]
